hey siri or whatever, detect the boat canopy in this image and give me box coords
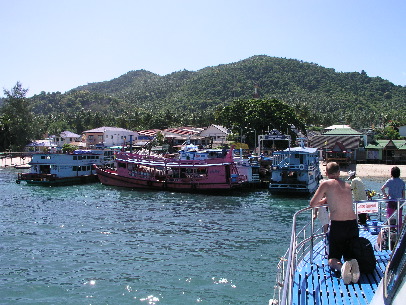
[280,147,318,154]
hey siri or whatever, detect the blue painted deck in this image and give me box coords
[293,228,390,305]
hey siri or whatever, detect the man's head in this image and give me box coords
[391,166,401,178]
[326,162,340,177]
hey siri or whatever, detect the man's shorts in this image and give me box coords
[328,219,359,261]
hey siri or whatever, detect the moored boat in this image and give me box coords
[95,147,247,192]
[178,144,262,187]
[16,149,114,185]
[270,198,405,305]
[269,145,322,195]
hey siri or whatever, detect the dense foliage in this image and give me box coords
[1,82,34,150]
[1,55,405,150]
[216,98,306,147]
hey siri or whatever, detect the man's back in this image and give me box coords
[321,179,355,221]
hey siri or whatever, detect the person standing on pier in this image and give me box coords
[310,162,360,284]
[348,170,368,225]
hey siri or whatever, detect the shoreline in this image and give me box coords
[1,156,405,179]
[319,162,406,179]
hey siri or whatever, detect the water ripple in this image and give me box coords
[2,169,385,304]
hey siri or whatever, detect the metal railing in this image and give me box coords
[270,198,405,305]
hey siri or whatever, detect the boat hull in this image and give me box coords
[96,166,242,192]
[17,174,99,186]
[269,146,322,195]
[269,176,319,195]
[16,149,114,186]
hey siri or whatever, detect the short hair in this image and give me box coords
[391,166,401,178]
[326,162,340,175]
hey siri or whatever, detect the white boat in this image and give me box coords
[270,198,405,305]
[269,145,322,195]
[16,149,114,185]
[233,155,261,186]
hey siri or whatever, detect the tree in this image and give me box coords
[1,82,34,150]
[62,143,77,153]
[215,98,306,147]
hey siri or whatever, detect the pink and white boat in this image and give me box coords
[95,147,247,192]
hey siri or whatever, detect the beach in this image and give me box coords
[326,162,406,179]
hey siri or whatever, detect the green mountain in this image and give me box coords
[30,55,406,132]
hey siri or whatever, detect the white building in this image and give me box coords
[82,127,138,148]
[53,130,82,147]
[199,124,230,146]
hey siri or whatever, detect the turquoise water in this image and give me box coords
[0,167,386,305]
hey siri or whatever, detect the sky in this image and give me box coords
[1,0,405,97]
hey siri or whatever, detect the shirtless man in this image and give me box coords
[310,162,360,284]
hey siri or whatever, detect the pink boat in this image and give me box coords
[95,148,247,192]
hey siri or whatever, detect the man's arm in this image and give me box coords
[381,184,387,198]
[310,181,327,207]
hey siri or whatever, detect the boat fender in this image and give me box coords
[299,164,305,170]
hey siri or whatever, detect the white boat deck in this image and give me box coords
[270,200,404,305]
[293,229,390,305]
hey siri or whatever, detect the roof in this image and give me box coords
[137,129,162,137]
[164,127,204,136]
[323,128,362,135]
[283,146,318,153]
[209,124,229,134]
[309,135,362,149]
[83,126,135,133]
[26,140,56,147]
[365,140,406,150]
[60,130,81,138]
[329,141,347,152]
[324,124,351,130]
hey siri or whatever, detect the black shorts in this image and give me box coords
[328,219,359,261]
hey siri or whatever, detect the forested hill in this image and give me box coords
[31,55,406,131]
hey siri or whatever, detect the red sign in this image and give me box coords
[357,202,379,214]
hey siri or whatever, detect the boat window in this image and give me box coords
[118,162,126,168]
[73,156,78,160]
[73,166,78,171]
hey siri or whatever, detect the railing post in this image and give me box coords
[310,208,314,264]
[397,199,401,232]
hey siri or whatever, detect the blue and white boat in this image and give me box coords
[16,149,114,185]
[269,144,322,195]
[270,198,405,305]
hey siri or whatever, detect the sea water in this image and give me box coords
[0,167,386,305]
